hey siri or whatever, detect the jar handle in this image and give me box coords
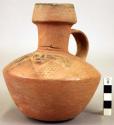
[71,29,89,60]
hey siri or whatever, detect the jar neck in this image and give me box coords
[36,22,72,52]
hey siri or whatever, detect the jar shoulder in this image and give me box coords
[3,51,101,81]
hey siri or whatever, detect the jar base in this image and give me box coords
[27,116,75,123]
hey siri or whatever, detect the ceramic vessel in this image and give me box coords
[3,3,101,122]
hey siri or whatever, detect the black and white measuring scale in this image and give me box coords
[103,77,112,116]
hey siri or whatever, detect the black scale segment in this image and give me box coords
[104,101,112,108]
[104,85,112,93]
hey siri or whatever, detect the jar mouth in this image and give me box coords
[35,3,74,8]
[32,3,77,24]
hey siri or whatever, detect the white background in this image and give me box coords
[0,0,114,125]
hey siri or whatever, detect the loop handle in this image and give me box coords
[71,29,89,60]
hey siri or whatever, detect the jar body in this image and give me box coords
[3,50,100,121]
